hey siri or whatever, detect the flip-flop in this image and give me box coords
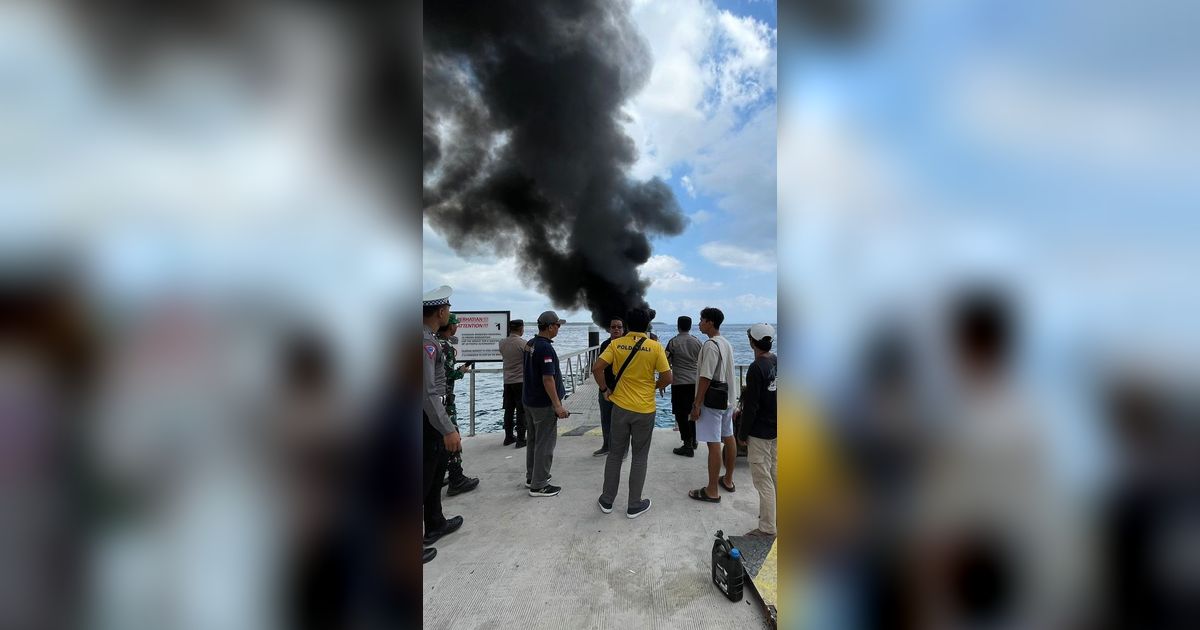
[719,479,736,493]
[688,487,720,503]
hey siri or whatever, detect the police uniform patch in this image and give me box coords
[425,343,438,359]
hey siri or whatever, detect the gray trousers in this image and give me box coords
[600,405,655,509]
[525,404,558,489]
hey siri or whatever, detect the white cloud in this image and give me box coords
[625,0,776,238]
[639,254,721,291]
[424,220,595,323]
[432,257,536,297]
[689,104,776,230]
[639,253,684,276]
[699,241,776,271]
[690,209,712,224]
[711,12,776,110]
[735,293,777,311]
[423,221,541,298]
[680,174,697,198]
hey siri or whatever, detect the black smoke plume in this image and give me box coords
[423,0,686,325]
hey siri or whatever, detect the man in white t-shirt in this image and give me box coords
[687,307,738,503]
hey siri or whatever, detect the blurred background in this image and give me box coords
[1,1,423,629]
[778,0,1199,629]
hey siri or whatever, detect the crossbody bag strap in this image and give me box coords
[707,339,725,385]
[610,337,647,394]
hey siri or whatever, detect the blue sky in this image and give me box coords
[424,0,778,325]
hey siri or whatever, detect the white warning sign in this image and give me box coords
[449,311,509,362]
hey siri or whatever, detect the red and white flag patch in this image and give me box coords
[543,356,553,363]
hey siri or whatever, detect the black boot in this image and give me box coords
[447,476,479,496]
[503,433,516,446]
[423,515,464,545]
[423,547,437,563]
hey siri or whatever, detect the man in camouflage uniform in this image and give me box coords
[437,314,480,496]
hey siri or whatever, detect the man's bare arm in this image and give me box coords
[592,358,610,389]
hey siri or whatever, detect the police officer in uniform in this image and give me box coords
[422,286,464,561]
[436,314,480,495]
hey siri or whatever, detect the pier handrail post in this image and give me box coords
[469,370,476,437]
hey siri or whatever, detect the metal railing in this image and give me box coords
[462,345,748,436]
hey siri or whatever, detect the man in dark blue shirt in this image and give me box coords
[738,323,778,537]
[523,310,569,496]
[593,316,624,456]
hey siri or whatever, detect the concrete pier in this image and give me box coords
[423,380,772,628]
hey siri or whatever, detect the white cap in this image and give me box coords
[422,285,453,306]
[748,323,775,342]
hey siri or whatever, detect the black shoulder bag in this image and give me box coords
[702,339,729,409]
[601,340,617,390]
[608,337,646,396]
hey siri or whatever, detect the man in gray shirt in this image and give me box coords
[666,315,702,456]
[498,319,527,448]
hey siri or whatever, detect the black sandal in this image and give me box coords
[719,479,736,493]
[688,487,720,503]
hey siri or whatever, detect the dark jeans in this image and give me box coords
[672,383,697,448]
[422,413,448,533]
[525,404,558,489]
[598,390,614,450]
[601,405,655,509]
[502,383,526,439]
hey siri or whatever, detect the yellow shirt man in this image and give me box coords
[599,332,671,413]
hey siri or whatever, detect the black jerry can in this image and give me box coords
[711,530,745,602]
